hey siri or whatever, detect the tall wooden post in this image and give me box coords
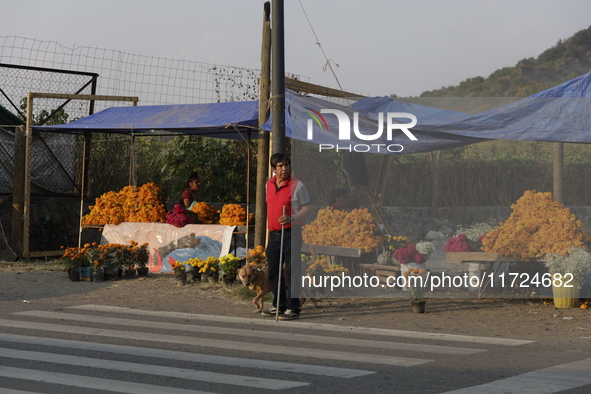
[553,142,564,203]
[22,92,34,257]
[11,125,26,257]
[271,0,285,154]
[255,1,272,247]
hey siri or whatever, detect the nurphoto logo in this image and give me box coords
[304,108,418,153]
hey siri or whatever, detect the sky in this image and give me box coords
[2,0,591,98]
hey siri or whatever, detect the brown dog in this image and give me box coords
[238,263,271,313]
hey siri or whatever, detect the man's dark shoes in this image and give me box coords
[260,307,283,317]
[278,310,300,320]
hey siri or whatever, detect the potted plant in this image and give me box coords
[171,260,187,286]
[186,258,201,282]
[404,268,429,313]
[219,253,242,284]
[197,256,220,283]
[545,246,591,308]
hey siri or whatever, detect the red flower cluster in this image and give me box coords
[393,245,426,265]
[445,234,475,252]
[166,204,197,228]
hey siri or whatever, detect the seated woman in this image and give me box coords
[180,171,200,208]
[329,187,355,212]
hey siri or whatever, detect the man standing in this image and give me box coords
[261,153,311,320]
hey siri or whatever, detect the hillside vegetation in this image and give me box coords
[419,26,591,98]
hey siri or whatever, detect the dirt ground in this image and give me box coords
[1,260,590,344]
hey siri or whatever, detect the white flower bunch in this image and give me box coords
[454,222,496,241]
[415,241,434,260]
[545,246,591,278]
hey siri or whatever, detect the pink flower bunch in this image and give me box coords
[393,244,426,265]
[166,204,197,228]
[445,234,474,252]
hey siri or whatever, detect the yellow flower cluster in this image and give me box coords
[219,204,253,226]
[384,235,411,251]
[190,202,218,224]
[302,207,382,252]
[219,253,242,276]
[482,190,589,261]
[82,182,166,225]
[246,245,266,265]
[192,256,220,275]
[306,256,349,276]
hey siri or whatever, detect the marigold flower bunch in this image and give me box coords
[82,182,166,225]
[393,244,426,265]
[190,202,219,224]
[384,235,411,251]
[306,256,349,277]
[302,207,382,252]
[219,253,242,276]
[194,256,220,276]
[481,190,588,261]
[170,261,186,278]
[219,204,253,226]
[246,245,267,265]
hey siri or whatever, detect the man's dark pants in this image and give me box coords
[266,226,302,314]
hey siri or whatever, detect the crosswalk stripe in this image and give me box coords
[0,366,216,394]
[16,310,484,356]
[0,333,374,378]
[0,318,431,367]
[68,304,535,346]
[0,348,308,390]
[441,357,591,393]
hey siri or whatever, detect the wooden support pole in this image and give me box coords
[553,142,564,203]
[11,125,26,257]
[255,1,272,247]
[23,93,34,257]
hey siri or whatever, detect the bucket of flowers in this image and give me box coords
[219,254,243,284]
[247,245,267,265]
[404,268,429,313]
[196,256,220,283]
[544,246,591,308]
[171,260,187,286]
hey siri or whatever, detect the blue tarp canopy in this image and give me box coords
[32,101,260,139]
[420,72,591,144]
[32,72,591,148]
[260,91,486,154]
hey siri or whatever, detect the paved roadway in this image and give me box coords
[0,304,590,393]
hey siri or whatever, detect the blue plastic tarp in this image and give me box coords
[32,101,260,139]
[260,91,486,154]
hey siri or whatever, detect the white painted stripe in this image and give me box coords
[0,389,40,394]
[0,365,215,394]
[0,319,431,367]
[67,304,535,346]
[16,310,484,356]
[0,333,374,378]
[441,358,591,393]
[0,348,307,390]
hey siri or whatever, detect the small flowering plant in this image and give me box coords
[247,245,267,265]
[170,261,186,278]
[384,235,412,251]
[306,256,349,277]
[445,234,483,252]
[393,244,426,265]
[545,246,591,279]
[196,256,220,277]
[415,241,434,260]
[219,254,242,277]
[404,268,429,302]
